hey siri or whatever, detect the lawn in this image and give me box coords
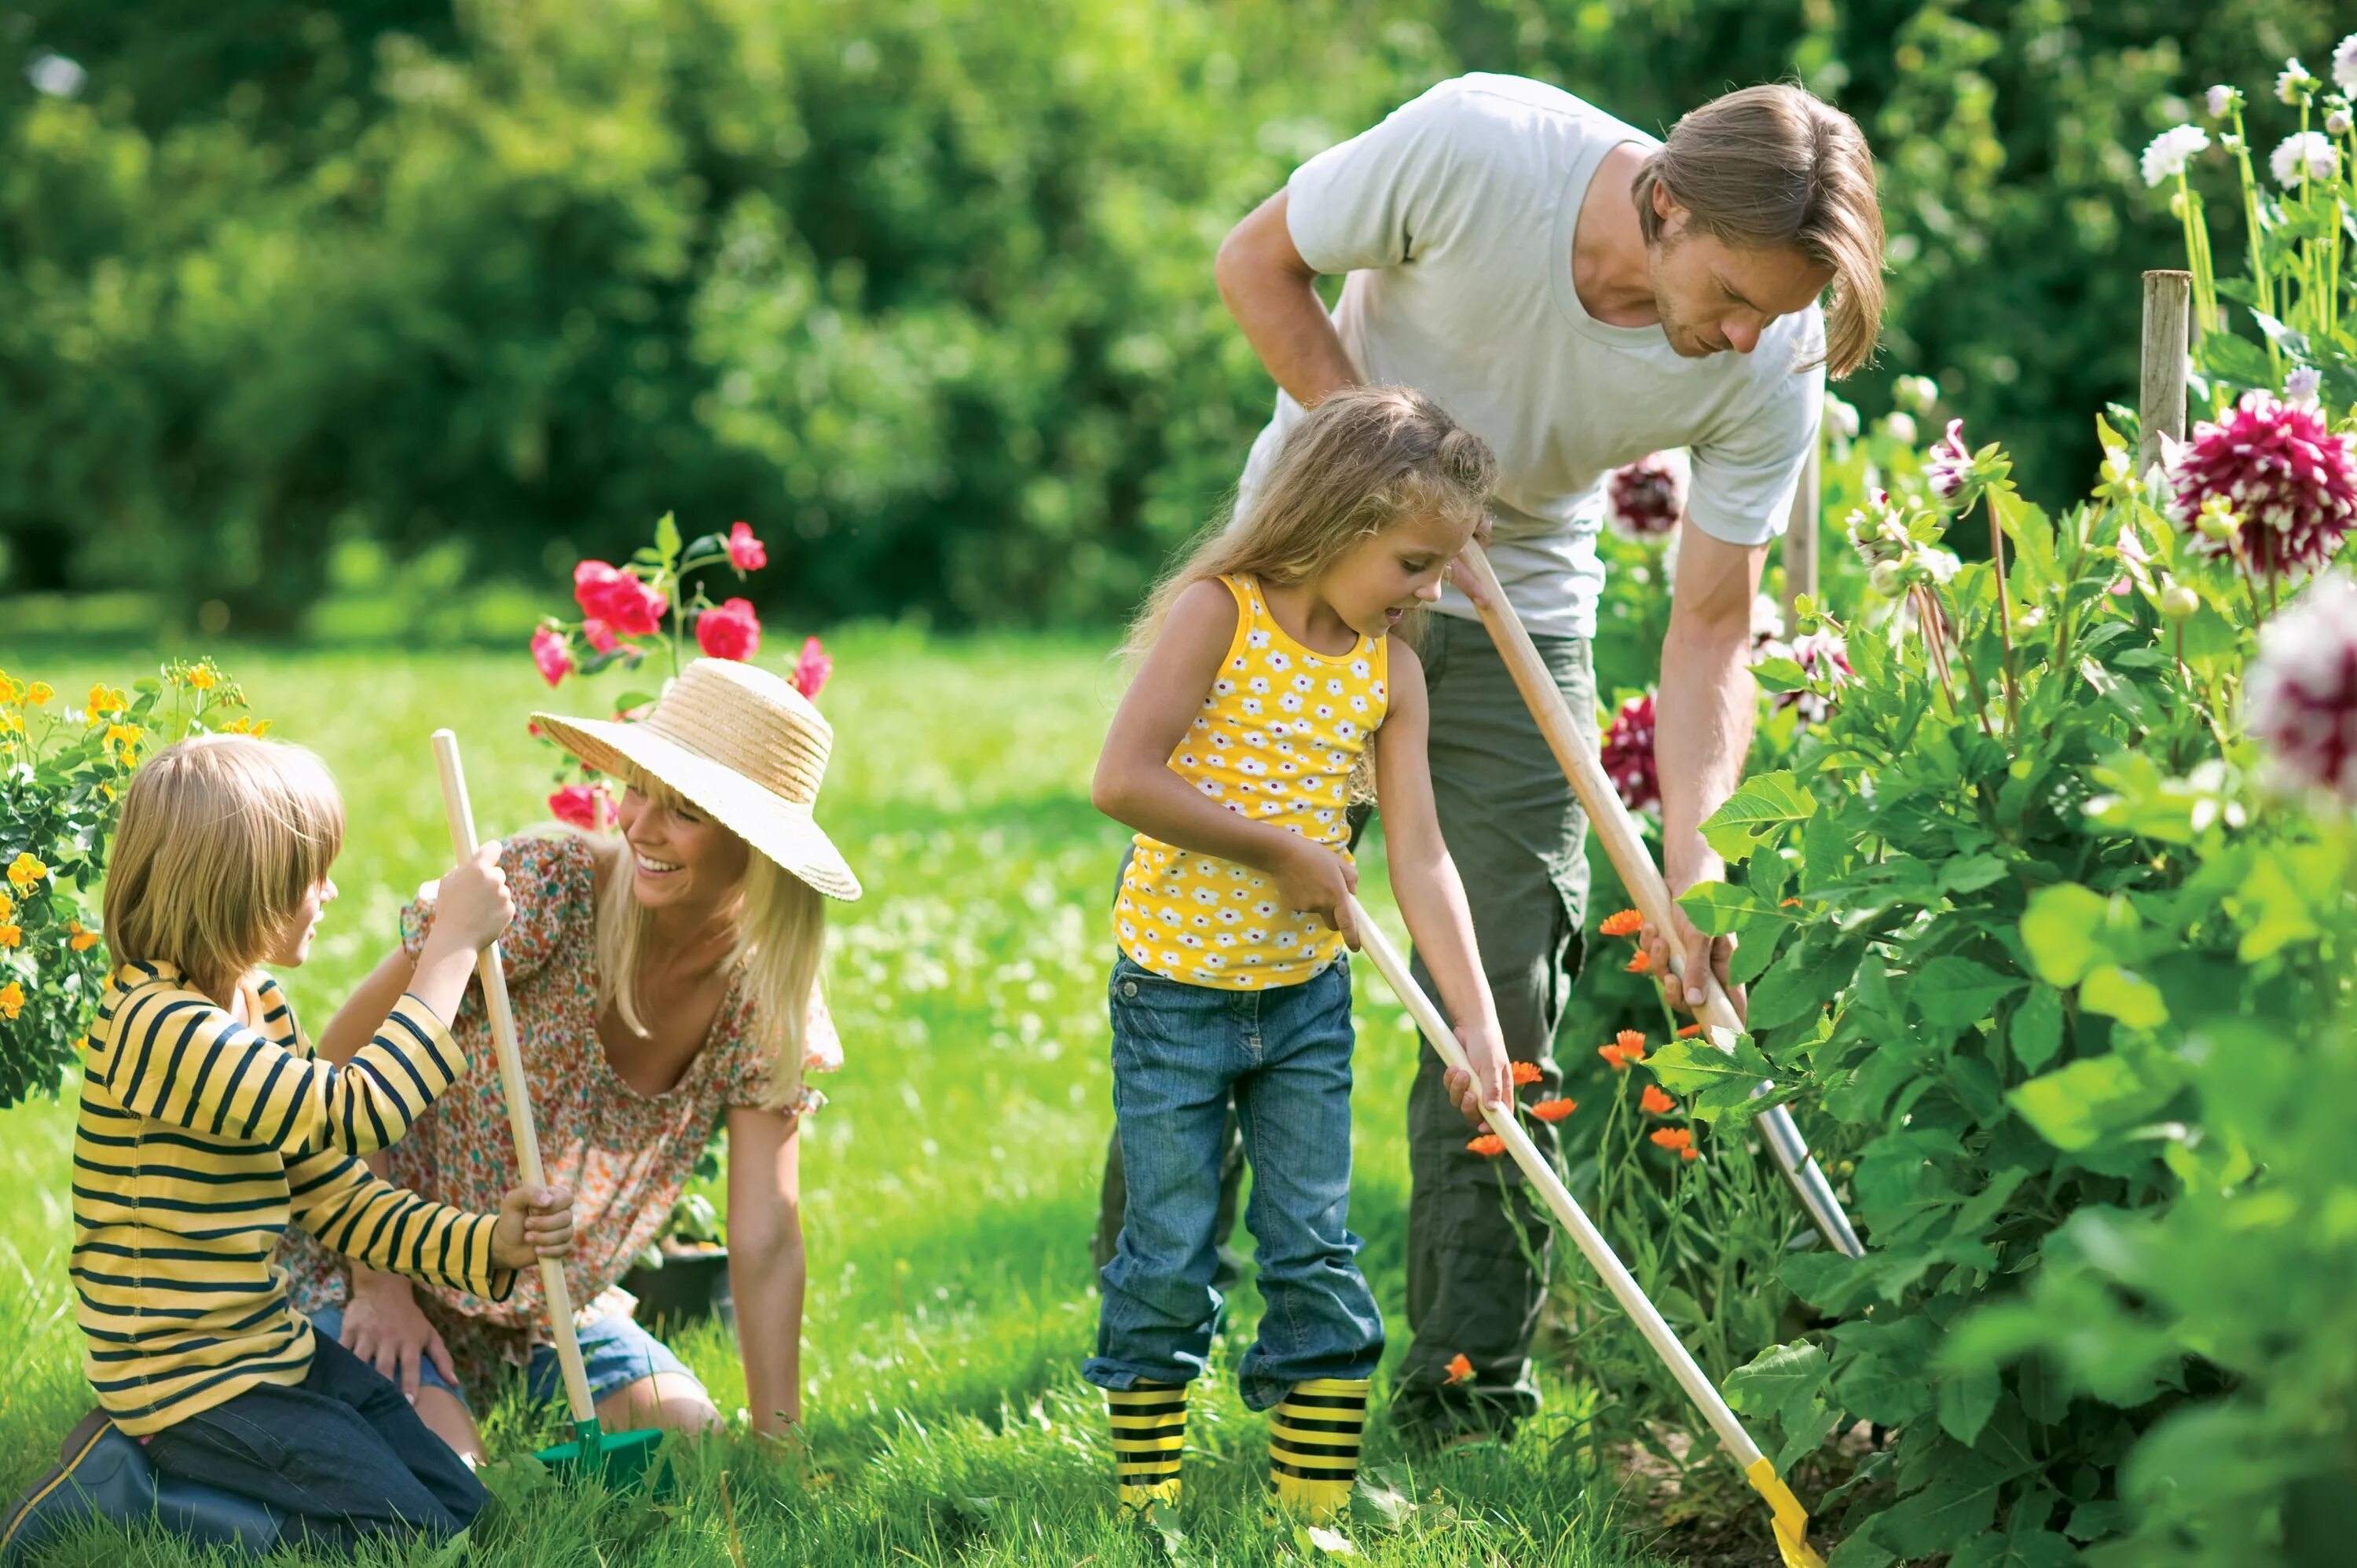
[0,632,1676,1567]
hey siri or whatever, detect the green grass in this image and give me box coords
[0,632,1678,1566]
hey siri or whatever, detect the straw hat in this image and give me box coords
[533,658,861,901]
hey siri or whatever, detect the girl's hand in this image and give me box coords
[428,843,515,954]
[492,1183,575,1269]
[1442,1022,1513,1125]
[1272,839,1361,948]
[341,1269,456,1401]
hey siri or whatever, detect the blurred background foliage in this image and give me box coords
[1,0,2344,638]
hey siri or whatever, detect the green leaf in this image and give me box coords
[2007,985,2066,1072]
[2080,965,2168,1030]
[1937,1363,2002,1445]
[2020,884,2139,987]
[1644,1028,1775,1123]
[1750,656,1809,694]
[1677,881,1783,937]
[1747,933,1866,1032]
[1939,855,2011,895]
[1835,1352,1932,1425]
[1349,1464,1417,1530]
[1301,1524,1358,1556]
[1699,771,1817,863]
[1912,957,2025,1031]
[653,509,682,565]
[2009,1055,2176,1150]
[1725,1341,1839,1472]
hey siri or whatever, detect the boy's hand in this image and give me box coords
[492,1183,574,1269]
[1442,1022,1513,1126]
[431,843,515,953]
[1272,839,1361,949]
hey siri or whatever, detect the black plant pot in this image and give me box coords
[621,1244,735,1332]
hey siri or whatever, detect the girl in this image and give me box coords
[1087,385,1513,1521]
[288,656,858,1460]
[60,735,574,1554]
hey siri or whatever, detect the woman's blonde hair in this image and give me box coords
[103,735,344,999]
[588,770,825,1113]
[1631,83,1886,378]
[1121,384,1497,667]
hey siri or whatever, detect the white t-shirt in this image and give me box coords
[1235,73,1827,640]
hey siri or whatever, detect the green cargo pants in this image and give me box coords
[1090,614,1593,1438]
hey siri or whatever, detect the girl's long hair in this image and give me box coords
[1120,385,1497,669]
[587,771,825,1114]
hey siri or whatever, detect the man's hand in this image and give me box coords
[1641,847,1749,1025]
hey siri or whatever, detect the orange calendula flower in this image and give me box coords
[1509,1060,1543,1086]
[1640,1085,1677,1116]
[1650,1127,1695,1153]
[1615,1029,1647,1063]
[1599,908,1645,938]
[1677,1023,1705,1039]
[65,921,100,952]
[1444,1353,1475,1385]
[1529,1098,1578,1123]
[1599,1042,1629,1070]
[7,854,46,893]
[1625,950,1653,975]
[1466,1134,1506,1157]
[0,980,22,1021]
[0,925,20,948]
[1780,897,1803,909]
[1681,1145,1701,1162]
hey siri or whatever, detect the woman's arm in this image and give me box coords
[726,1104,806,1439]
[1370,638,1511,1114]
[1091,578,1360,940]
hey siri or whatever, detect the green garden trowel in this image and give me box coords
[434,731,669,1494]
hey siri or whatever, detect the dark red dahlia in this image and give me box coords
[1600,691,1659,812]
[2168,391,2357,579]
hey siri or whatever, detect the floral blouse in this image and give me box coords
[285,833,839,1396]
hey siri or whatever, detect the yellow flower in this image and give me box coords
[86,684,126,720]
[0,675,22,704]
[65,921,100,952]
[186,665,218,692]
[6,854,46,893]
[223,716,271,737]
[103,723,141,767]
[0,709,20,736]
[0,892,13,923]
[0,981,22,1021]
[0,925,19,948]
[26,682,53,705]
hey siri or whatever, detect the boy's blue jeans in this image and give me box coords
[1085,954,1383,1412]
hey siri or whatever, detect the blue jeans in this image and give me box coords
[1085,954,1383,1412]
[308,1307,698,1412]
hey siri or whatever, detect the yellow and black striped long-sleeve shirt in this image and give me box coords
[72,960,515,1434]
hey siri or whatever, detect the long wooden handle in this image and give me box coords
[1347,896,1761,1468]
[1455,544,1745,1035]
[431,729,599,1427]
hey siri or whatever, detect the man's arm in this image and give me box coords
[1646,523,1765,1014]
[1214,190,1358,409]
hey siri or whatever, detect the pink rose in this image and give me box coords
[573,561,667,638]
[548,783,611,831]
[530,627,574,687]
[695,597,762,661]
[727,521,768,572]
[583,619,622,654]
[791,635,832,701]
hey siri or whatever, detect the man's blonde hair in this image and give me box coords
[1633,84,1886,379]
[587,770,827,1114]
[1122,384,1497,666]
[103,735,345,999]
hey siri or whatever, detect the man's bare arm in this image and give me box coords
[1214,189,1358,408]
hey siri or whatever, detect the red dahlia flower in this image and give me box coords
[2246,573,2357,800]
[1600,691,1659,811]
[2168,391,2357,580]
[1606,451,1688,540]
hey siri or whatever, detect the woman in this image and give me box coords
[287,658,860,1460]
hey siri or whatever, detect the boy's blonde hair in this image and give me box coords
[1122,385,1497,667]
[103,735,344,1000]
[587,770,826,1114]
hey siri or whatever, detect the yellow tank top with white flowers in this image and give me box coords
[1116,574,1390,990]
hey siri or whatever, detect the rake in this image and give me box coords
[1347,896,1827,1568]
[431,729,666,1489]
[1455,543,1864,1260]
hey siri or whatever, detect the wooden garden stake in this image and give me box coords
[1780,442,1821,632]
[2139,269,2192,481]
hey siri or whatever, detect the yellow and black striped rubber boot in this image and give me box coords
[1269,1377,1369,1522]
[1108,1379,1188,1516]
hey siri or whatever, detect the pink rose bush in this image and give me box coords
[695,598,761,661]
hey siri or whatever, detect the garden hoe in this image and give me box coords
[433,731,668,1492]
[1455,543,1865,1260]
[1347,897,1827,1568]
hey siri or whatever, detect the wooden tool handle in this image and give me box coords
[431,730,599,1427]
[1347,896,1761,1468]
[1455,544,1746,1037]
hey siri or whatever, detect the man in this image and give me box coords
[1095,72,1884,1442]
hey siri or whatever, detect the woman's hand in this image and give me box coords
[1272,839,1362,948]
[492,1183,575,1269]
[1442,1021,1513,1126]
[342,1269,458,1401]
[427,843,515,955]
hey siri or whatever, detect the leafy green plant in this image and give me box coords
[0,660,262,1108]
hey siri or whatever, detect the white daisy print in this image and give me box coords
[1193,888,1218,906]
[1268,650,1292,672]
[1279,693,1304,713]
[1239,757,1267,776]
[1325,678,1345,697]
[1349,695,1369,714]
[1241,698,1263,716]
[1349,658,1370,679]
[1247,628,1271,648]
[1248,676,1270,694]
[1336,720,1358,741]
[1219,908,1241,925]
[1291,673,1314,693]
[1314,704,1333,720]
